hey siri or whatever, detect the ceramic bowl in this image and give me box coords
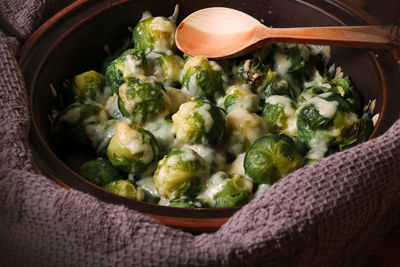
[19,0,400,232]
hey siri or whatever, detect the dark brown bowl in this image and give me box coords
[19,0,400,233]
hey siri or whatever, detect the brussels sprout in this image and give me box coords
[89,119,119,156]
[72,70,106,102]
[153,148,210,200]
[253,184,270,198]
[181,56,227,101]
[172,98,225,145]
[339,117,373,151]
[165,86,188,114]
[144,119,175,156]
[105,48,146,93]
[118,77,171,126]
[169,197,209,208]
[296,92,359,160]
[183,144,226,172]
[146,51,185,87]
[103,180,145,201]
[136,176,160,203]
[271,44,327,86]
[264,78,300,100]
[231,57,273,98]
[218,84,260,113]
[107,122,159,175]
[223,108,269,155]
[80,158,121,186]
[133,15,176,52]
[244,134,304,185]
[303,76,361,112]
[262,95,297,135]
[54,102,108,147]
[198,171,253,208]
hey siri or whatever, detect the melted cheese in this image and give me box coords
[274,52,291,76]
[307,95,338,119]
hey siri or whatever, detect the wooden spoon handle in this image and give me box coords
[259,25,399,49]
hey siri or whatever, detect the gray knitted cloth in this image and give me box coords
[1,1,400,266]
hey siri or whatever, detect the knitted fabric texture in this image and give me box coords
[1,1,400,266]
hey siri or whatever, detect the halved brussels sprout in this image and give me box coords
[262,95,297,135]
[153,148,210,200]
[72,70,106,102]
[133,15,176,52]
[103,180,145,201]
[105,48,146,94]
[146,51,185,87]
[172,97,225,145]
[183,144,226,172]
[54,102,108,147]
[80,158,121,186]
[107,122,159,175]
[198,171,253,208]
[181,56,227,101]
[244,134,304,184]
[223,108,269,155]
[144,119,175,156]
[118,77,171,126]
[218,84,260,113]
[169,197,209,208]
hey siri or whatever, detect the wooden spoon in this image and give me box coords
[175,7,399,59]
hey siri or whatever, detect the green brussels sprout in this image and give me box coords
[103,180,145,201]
[153,148,210,200]
[223,108,269,155]
[107,122,159,175]
[271,44,327,86]
[89,119,119,156]
[80,158,121,186]
[72,70,106,102]
[184,144,226,172]
[181,56,227,101]
[264,78,300,100]
[231,57,273,98]
[54,102,108,147]
[136,176,160,203]
[146,51,185,87]
[144,119,175,156]
[339,117,373,151]
[262,95,297,135]
[172,98,225,145]
[105,48,146,93]
[133,16,176,52]
[244,134,304,185]
[198,171,253,208]
[303,76,361,112]
[218,84,260,113]
[118,77,171,126]
[296,92,359,160]
[169,197,209,208]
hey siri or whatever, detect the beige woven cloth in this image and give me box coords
[1,1,400,266]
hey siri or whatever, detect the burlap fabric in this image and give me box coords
[1,1,400,266]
